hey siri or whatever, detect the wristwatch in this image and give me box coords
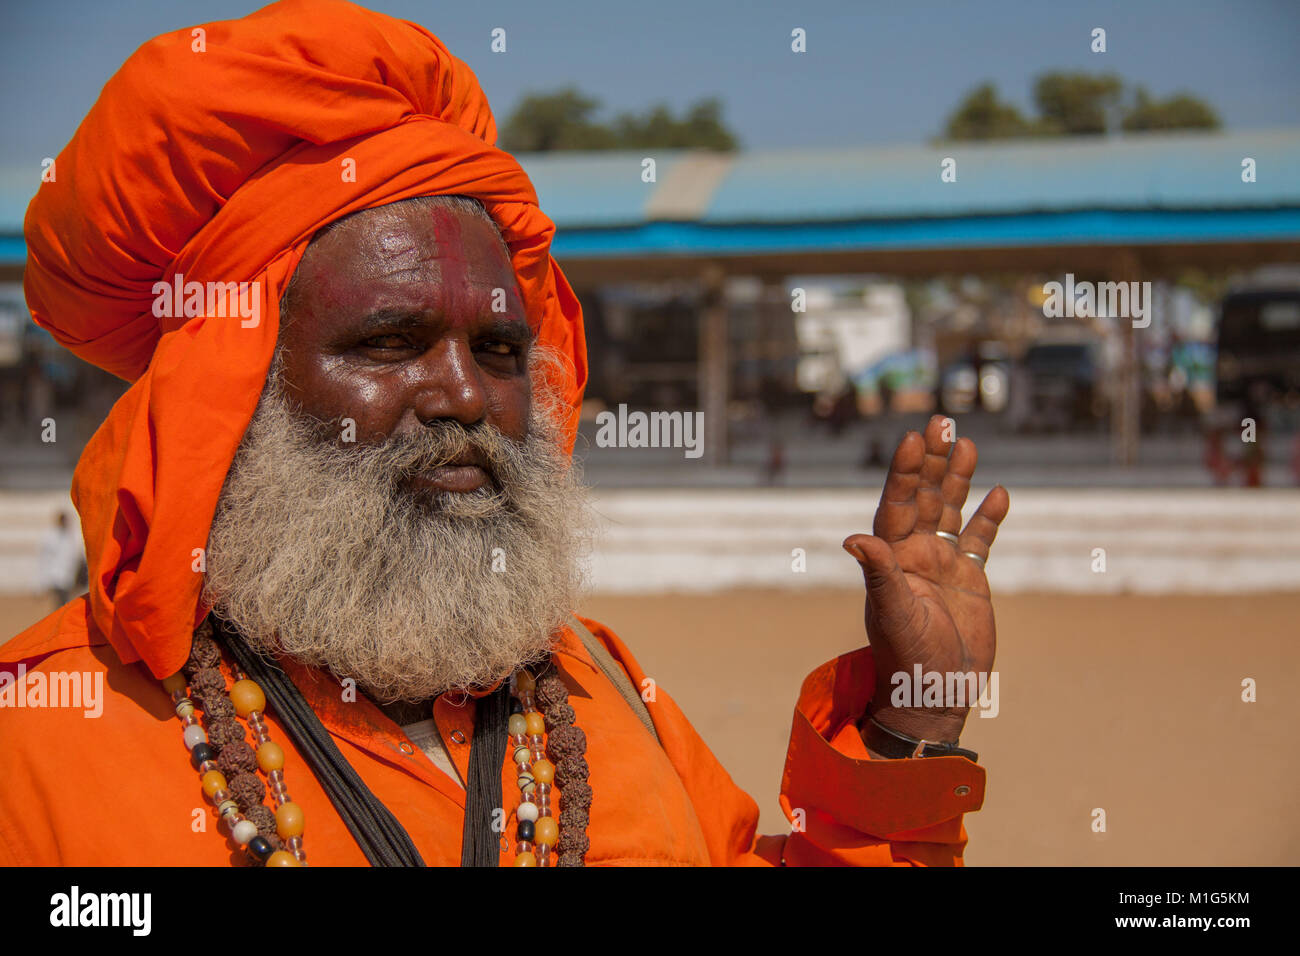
[861,714,979,762]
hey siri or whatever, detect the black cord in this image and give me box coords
[214,616,426,867]
[461,683,510,867]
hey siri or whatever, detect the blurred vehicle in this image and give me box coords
[977,342,1012,414]
[853,348,938,415]
[1215,286,1300,410]
[1008,338,1107,432]
[1205,282,1300,487]
[939,362,978,414]
[937,342,1011,416]
[1141,340,1216,434]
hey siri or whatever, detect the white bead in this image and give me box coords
[517,802,539,823]
[232,820,258,845]
[183,725,208,749]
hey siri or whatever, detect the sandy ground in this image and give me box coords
[576,588,1300,866]
[6,589,1298,865]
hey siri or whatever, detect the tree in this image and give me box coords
[499,87,618,152]
[682,99,738,151]
[1122,87,1220,131]
[941,73,1220,141]
[612,97,737,150]
[1032,72,1124,135]
[500,89,738,152]
[942,82,1034,140]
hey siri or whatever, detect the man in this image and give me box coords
[0,0,1007,866]
[36,512,85,610]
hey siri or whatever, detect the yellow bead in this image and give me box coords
[201,770,228,798]
[230,679,266,718]
[534,817,558,846]
[524,712,545,736]
[532,759,555,785]
[162,673,187,695]
[514,851,536,867]
[266,851,301,867]
[507,714,528,737]
[256,741,285,773]
[276,801,305,838]
[515,671,536,694]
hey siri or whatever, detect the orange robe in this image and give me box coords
[7,0,985,866]
[0,601,984,866]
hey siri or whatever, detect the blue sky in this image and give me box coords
[1,0,1298,165]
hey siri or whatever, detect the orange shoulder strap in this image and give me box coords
[567,615,661,746]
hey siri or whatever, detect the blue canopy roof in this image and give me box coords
[3,128,1298,265]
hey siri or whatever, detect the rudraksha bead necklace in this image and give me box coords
[168,622,593,867]
[164,620,305,866]
[509,667,590,866]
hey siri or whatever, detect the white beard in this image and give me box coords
[202,350,593,703]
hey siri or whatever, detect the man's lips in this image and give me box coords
[404,454,493,494]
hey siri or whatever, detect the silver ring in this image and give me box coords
[936,531,959,545]
[962,551,986,569]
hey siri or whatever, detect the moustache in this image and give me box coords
[389,421,506,478]
[327,420,537,512]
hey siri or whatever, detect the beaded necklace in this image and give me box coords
[507,668,590,866]
[166,620,591,866]
[165,619,305,865]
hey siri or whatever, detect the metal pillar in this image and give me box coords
[1110,250,1142,467]
[698,264,729,466]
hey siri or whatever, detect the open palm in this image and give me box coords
[843,414,1010,743]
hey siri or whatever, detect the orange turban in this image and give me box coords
[22,0,587,680]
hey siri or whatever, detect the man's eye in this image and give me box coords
[363,335,410,350]
[479,341,518,356]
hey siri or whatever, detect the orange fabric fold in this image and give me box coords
[22,0,587,679]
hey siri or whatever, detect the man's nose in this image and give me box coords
[410,337,488,426]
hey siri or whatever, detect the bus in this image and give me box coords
[1215,286,1300,409]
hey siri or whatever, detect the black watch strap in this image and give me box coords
[862,714,979,762]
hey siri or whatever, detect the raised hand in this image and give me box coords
[843,414,1009,746]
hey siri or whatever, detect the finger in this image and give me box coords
[843,534,919,635]
[939,437,977,537]
[957,485,1010,564]
[914,415,955,535]
[872,430,924,543]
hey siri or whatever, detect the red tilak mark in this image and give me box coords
[428,205,474,322]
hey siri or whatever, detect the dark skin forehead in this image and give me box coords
[276,201,532,445]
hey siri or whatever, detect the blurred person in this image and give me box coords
[827,383,857,435]
[1240,384,1267,487]
[761,435,785,484]
[0,365,22,435]
[861,434,887,469]
[36,512,83,608]
[878,376,895,416]
[25,355,54,427]
[1205,425,1233,486]
[1,0,1008,867]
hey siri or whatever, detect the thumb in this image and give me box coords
[843,533,916,630]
